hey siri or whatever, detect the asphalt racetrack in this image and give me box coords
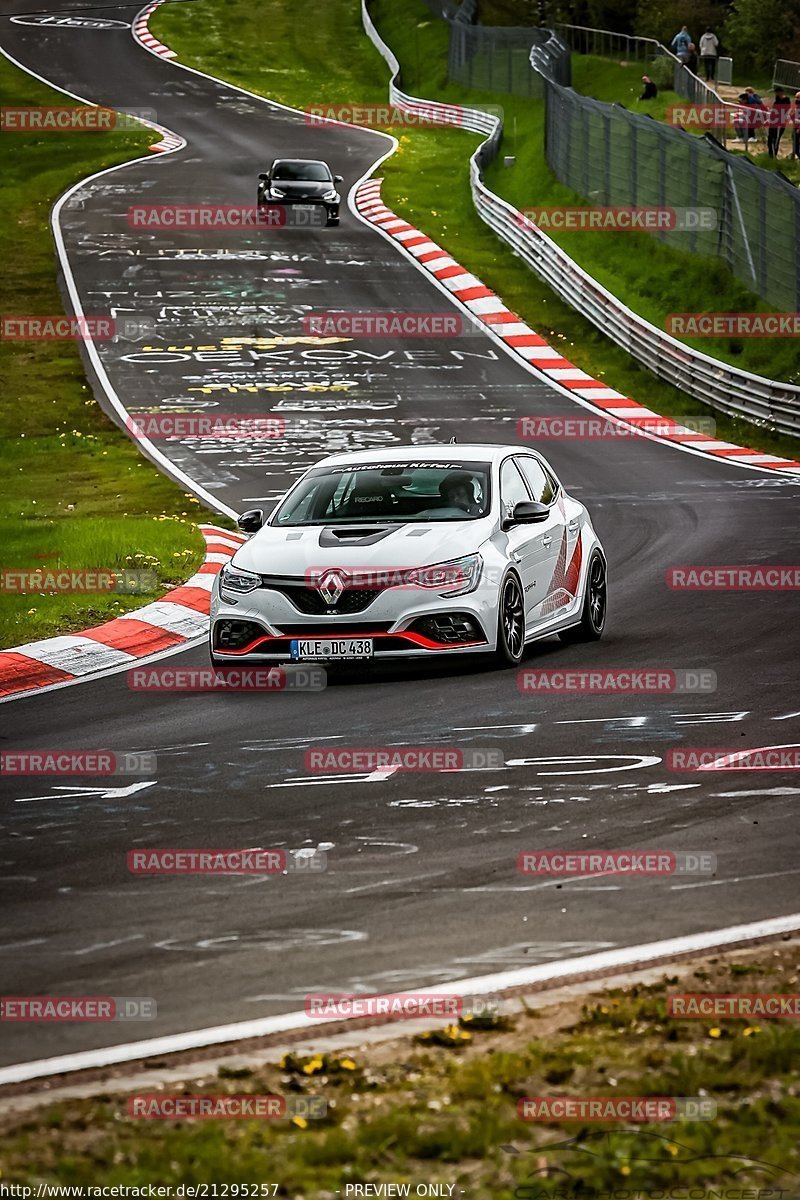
[1,0,799,1072]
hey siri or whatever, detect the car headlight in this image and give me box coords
[405,553,482,596]
[269,187,286,198]
[322,189,338,201]
[219,562,261,601]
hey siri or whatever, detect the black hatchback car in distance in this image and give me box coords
[257,158,343,226]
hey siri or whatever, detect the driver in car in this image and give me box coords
[439,473,481,516]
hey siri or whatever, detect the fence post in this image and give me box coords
[658,131,668,248]
[757,171,768,300]
[688,138,698,257]
[727,161,759,289]
[604,108,612,205]
[582,99,592,199]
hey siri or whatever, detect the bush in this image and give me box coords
[648,55,675,88]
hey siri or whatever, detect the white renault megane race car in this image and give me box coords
[210,444,607,667]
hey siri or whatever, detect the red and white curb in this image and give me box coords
[0,526,244,702]
[133,1,176,60]
[131,1,184,152]
[355,178,800,476]
[148,129,183,154]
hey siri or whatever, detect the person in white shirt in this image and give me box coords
[699,29,719,82]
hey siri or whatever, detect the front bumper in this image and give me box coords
[256,194,339,223]
[210,584,494,661]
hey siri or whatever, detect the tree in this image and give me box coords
[724,0,800,75]
[634,0,730,48]
[586,0,637,34]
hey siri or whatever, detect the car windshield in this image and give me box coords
[271,462,492,525]
[272,162,331,182]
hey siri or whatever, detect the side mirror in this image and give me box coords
[333,174,344,184]
[503,500,550,529]
[258,172,269,182]
[237,508,264,534]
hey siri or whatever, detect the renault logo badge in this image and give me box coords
[318,569,346,605]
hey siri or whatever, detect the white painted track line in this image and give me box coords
[1,913,798,1086]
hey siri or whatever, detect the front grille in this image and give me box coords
[260,577,382,615]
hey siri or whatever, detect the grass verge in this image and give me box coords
[0,56,227,650]
[152,0,800,460]
[1,943,798,1189]
[570,54,800,187]
[374,2,800,392]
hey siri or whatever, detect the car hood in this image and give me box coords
[270,180,334,197]
[231,519,494,575]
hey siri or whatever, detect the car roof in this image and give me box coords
[313,444,538,468]
[271,158,330,167]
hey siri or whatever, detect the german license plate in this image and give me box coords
[290,638,373,661]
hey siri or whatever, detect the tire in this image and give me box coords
[492,572,526,667]
[558,550,607,643]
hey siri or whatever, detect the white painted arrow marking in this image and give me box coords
[15,782,157,803]
[697,743,800,770]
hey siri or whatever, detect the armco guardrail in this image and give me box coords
[362,1,501,148]
[360,0,800,437]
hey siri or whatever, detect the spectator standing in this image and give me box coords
[638,75,658,100]
[767,88,792,157]
[734,88,766,149]
[670,25,692,63]
[685,43,699,75]
[698,28,719,81]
